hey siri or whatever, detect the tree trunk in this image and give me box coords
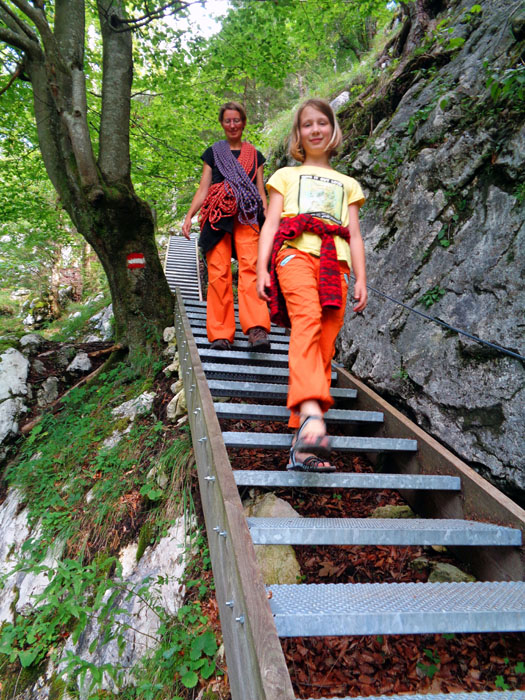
[0,0,174,360]
[75,186,173,360]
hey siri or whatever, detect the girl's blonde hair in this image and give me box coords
[289,98,342,162]
[219,101,247,124]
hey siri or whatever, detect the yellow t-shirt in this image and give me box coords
[267,165,365,265]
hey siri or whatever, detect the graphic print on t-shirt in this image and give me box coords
[298,174,344,224]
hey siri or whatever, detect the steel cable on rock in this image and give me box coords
[349,275,525,363]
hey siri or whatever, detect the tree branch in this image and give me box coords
[9,0,48,34]
[0,61,22,95]
[0,0,38,43]
[0,24,29,52]
[54,0,101,194]
[62,67,102,192]
[97,0,132,183]
[100,0,192,32]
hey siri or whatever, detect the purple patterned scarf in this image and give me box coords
[212,140,263,226]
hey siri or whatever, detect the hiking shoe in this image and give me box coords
[210,338,232,350]
[248,326,271,351]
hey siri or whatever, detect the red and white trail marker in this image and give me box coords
[127,253,146,269]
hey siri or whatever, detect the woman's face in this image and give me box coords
[221,109,245,142]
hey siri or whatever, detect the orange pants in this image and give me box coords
[276,247,349,429]
[206,220,271,343]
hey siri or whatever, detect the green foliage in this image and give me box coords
[0,354,222,696]
[4,359,186,555]
[495,675,510,690]
[0,556,123,671]
[418,286,446,308]
[392,366,409,381]
[514,182,525,203]
[485,61,525,108]
[417,648,440,679]
[44,295,111,342]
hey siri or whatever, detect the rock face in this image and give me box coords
[0,348,29,448]
[337,0,524,500]
[60,520,186,699]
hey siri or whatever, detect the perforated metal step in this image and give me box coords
[191,326,289,344]
[195,337,290,354]
[216,403,383,424]
[306,691,525,700]
[203,363,336,384]
[223,432,417,452]
[200,349,289,366]
[164,235,201,299]
[208,380,357,401]
[268,581,525,637]
[247,517,522,546]
[190,317,287,334]
[233,470,461,491]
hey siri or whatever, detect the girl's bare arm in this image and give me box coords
[256,165,268,217]
[348,203,368,312]
[256,189,284,301]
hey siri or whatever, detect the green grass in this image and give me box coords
[0,352,220,697]
[0,289,26,346]
[43,294,112,342]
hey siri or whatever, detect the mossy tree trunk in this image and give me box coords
[0,0,173,358]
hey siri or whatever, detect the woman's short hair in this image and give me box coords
[289,98,342,162]
[219,101,247,124]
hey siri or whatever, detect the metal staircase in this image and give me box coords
[164,234,202,300]
[165,232,525,699]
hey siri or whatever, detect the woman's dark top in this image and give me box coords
[199,145,265,254]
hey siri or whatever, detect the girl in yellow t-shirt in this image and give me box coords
[257,98,367,472]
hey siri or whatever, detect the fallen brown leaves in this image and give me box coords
[283,632,525,698]
[220,414,525,698]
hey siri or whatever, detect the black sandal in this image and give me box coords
[293,415,332,457]
[287,448,336,473]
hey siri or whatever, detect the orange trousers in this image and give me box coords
[276,247,349,429]
[206,220,271,343]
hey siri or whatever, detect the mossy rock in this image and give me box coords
[370,504,415,518]
[0,660,46,699]
[428,562,476,583]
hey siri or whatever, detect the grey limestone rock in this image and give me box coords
[87,304,114,340]
[338,0,525,497]
[111,391,156,421]
[36,376,59,408]
[66,352,92,374]
[19,333,45,355]
[0,348,29,445]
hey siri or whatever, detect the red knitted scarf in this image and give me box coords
[269,214,350,328]
[199,142,258,230]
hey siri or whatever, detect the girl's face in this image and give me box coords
[221,109,245,142]
[299,105,333,158]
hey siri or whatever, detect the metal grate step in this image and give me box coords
[247,517,522,546]
[203,363,337,385]
[208,380,357,401]
[223,432,417,452]
[199,349,289,366]
[195,337,290,354]
[233,470,461,491]
[192,327,289,344]
[215,403,383,424]
[190,317,288,334]
[268,581,525,637]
